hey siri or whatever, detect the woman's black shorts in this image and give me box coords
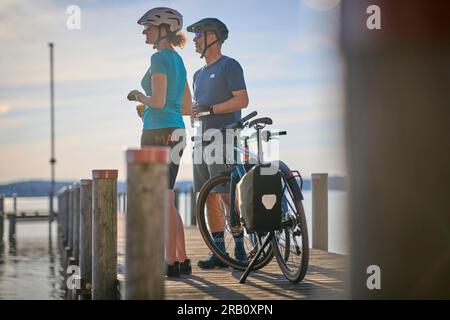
[140,127,186,189]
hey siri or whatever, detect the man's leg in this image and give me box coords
[194,150,229,269]
[207,164,247,262]
[215,193,247,262]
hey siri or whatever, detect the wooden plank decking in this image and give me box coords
[117,213,348,300]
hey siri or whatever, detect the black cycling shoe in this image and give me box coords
[197,253,228,269]
[179,259,192,275]
[166,261,180,277]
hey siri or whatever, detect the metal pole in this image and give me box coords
[48,43,56,228]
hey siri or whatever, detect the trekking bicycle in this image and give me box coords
[194,111,309,283]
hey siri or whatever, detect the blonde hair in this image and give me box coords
[161,24,186,48]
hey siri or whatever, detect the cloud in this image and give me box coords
[0,103,10,115]
[289,34,337,54]
[302,0,341,12]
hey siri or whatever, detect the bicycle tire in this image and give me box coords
[196,174,274,271]
[271,161,309,283]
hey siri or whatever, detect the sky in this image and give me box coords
[0,0,345,184]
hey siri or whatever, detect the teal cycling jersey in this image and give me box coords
[141,49,186,130]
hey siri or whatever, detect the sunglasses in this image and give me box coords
[194,31,202,39]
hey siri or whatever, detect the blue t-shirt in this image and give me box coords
[193,55,246,133]
[141,49,186,130]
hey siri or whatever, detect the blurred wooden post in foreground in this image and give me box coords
[342,0,450,298]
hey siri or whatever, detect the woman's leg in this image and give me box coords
[175,208,188,262]
[166,190,177,265]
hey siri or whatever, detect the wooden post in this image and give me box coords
[92,169,118,300]
[0,194,4,242]
[122,191,127,212]
[185,190,189,226]
[63,187,71,271]
[8,193,17,242]
[73,183,80,265]
[312,173,328,251]
[190,187,196,226]
[342,0,450,298]
[60,188,67,246]
[67,186,74,252]
[56,187,66,267]
[125,147,169,300]
[79,179,93,300]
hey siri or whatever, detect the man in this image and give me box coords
[187,18,250,269]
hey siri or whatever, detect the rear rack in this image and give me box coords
[287,170,303,190]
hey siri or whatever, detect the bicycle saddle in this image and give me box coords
[248,117,273,128]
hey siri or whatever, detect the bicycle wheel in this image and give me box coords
[197,174,274,271]
[271,161,309,283]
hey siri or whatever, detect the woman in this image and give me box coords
[127,7,192,277]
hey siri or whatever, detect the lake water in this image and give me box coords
[0,192,348,299]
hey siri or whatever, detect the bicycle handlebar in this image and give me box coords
[223,111,258,130]
[243,130,287,142]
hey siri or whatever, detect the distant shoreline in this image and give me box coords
[0,177,348,197]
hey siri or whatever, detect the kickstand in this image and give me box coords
[239,232,273,284]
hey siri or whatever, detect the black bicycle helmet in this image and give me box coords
[187,18,229,58]
[187,18,229,42]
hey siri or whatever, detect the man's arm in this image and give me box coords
[211,89,249,114]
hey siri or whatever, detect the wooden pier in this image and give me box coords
[116,213,348,300]
[50,154,347,300]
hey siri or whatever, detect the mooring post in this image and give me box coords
[8,193,17,242]
[92,169,118,300]
[79,179,93,300]
[0,194,4,242]
[63,187,71,271]
[312,173,328,251]
[67,186,74,254]
[190,186,196,226]
[125,147,169,300]
[73,183,80,265]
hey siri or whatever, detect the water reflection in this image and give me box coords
[0,220,62,300]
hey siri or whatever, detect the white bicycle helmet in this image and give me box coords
[138,7,183,33]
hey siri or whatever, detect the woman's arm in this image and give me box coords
[134,73,167,109]
[181,81,192,116]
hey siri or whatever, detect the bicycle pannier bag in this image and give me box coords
[237,165,282,232]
